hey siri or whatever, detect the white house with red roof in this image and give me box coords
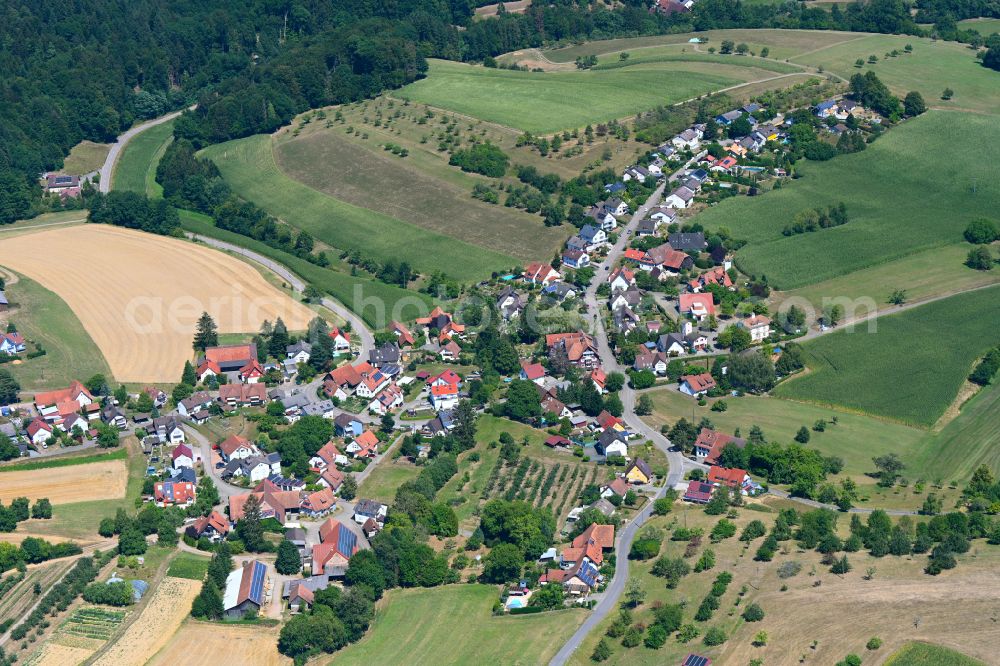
[679,293,716,322]
[389,321,415,347]
[707,465,754,494]
[346,430,380,458]
[239,359,265,384]
[523,262,561,287]
[310,441,349,469]
[26,418,53,446]
[428,370,461,411]
[0,332,26,355]
[154,480,196,507]
[608,267,636,294]
[369,383,404,416]
[329,328,351,354]
[519,360,546,385]
[171,443,194,469]
[218,434,259,462]
[196,360,221,383]
[34,380,93,423]
[680,373,717,397]
[738,314,772,343]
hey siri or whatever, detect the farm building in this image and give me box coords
[223,560,269,619]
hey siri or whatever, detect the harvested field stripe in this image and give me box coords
[0,448,127,472]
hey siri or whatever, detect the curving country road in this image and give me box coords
[98,108,190,193]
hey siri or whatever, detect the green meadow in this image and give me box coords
[774,286,1000,427]
[697,111,1000,290]
[884,642,985,666]
[201,134,521,282]
[112,119,174,196]
[397,59,743,133]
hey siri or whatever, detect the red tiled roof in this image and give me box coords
[694,428,745,465]
[572,523,615,550]
[303,487,336,512]
[681,373,716,392]
[219,434,253,456]
[390,321,414,345]
[354,430,379,449]
[204,344,255,364]
[708,465,747,488]
[520,360,546,381]
[35,380,91,407]
[679,293,716,316]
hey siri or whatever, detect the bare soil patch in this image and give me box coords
[0,225,314,382]
[0,460,127,504]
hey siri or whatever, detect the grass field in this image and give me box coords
[792,34,1000,116]
[544,29,861,62]
[958,17,1000,35]
[592,48,803,74]
[165,552,210,580]
[274,119,566,262]
[641,388,924,479]
[774,243,1000,316]
[202,134,521,282]
[0,447,127,472]
[358,461,421,504]
[334,584,586,665]
[397,59,749,134]
[0,224,314,383]
[909,381,1000,483]
[885,642,985,666]
[697,111,1000,290]
[0,271,112,392]
[774,286,1000,426]
[113,119,174,195]
[569,497,1000,666]
[61,140,111,176]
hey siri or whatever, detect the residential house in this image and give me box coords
[177,391,213,418]
[0,332,26,355]
[624,458,653,484]
[328,328,352,354]
[578,225,607,250]
[300,487,337,517]
[708,465,753,494]
[415,307,465,343]
[310,441,349,470]
[608,267,636,294]
[389,321,415,347]
[668,232,707,251]
[814,99,838,118]
[649,206,678,225]
[601,477,629,499]
[523,262,561,287]
[223,561,268,619]
[286,341,312,365]
[622,165,650,183]
[595,428,628,459]
[196,360,221,383]
[369,384,403,416]
[368,342,401,368]
[544,435,572,448]
[218,383,267,408]
[496,286,524,320]
[312,519,360,578]
[562,249,590,269]
[519,360,546,385]
[218,434,258,462]
[439,340,461,361]
[334,414,364,438]
[680,373,717,396]
[587,206,617,231]
[171,443,194,469]
[541,395,572,419]
[542,282,577,302]
[589,367,608,394]
[609,288,642,313]
[43,174,81,197]
[648,156,667,175]
[34,381,94,423]
[353,499,388,526]
[738,314,772,343]
[679,293,715,321]
[238,359,265,384]
[634,348,669,374]
[428,370,462,412]
[657,333,687,356]
[671,128,701,150]
[546,332,599,370]
[635,218,658,237]
[224,454,280,483]
[683,480,715,503]
[154,481,195,507]
[152,416,185,444]
[663,186,696,209]
[229,483,301,523]
[688,266,732,292]
[101,404,127,430]
[346,430,380,458]
[185,511,230,542]
[302,399,336,420]
[26,418,52,446]
[693,428,746,465]
[319,466,345,492]
[612,305,640,334]
[715,109,743,126]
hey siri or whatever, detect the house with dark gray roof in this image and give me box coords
[668,232,707,251]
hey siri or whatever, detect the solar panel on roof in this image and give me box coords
[248,562,266,604]
[337,526,358,557]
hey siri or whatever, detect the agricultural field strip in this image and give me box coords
[0,459,128,504]
[0,224,314,383]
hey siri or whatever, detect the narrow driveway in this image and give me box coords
[98,108,190,193]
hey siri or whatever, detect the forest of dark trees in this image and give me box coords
[1,0,998,224]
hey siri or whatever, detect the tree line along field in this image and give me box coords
[201,134,521,283]
[334,584,586,665]
[774,286,1000,427]
[568,497,1000,666]
[957,17,1000,35]
[697,111,1000,290]
[273,107,567,263]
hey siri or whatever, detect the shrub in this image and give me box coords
[703,627,727,646]
[742,603,765,622]
[866,637,883,650]
[777,561,802,579]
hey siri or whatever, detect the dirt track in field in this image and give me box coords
[0,460,127,504]
[0,225,314,382]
